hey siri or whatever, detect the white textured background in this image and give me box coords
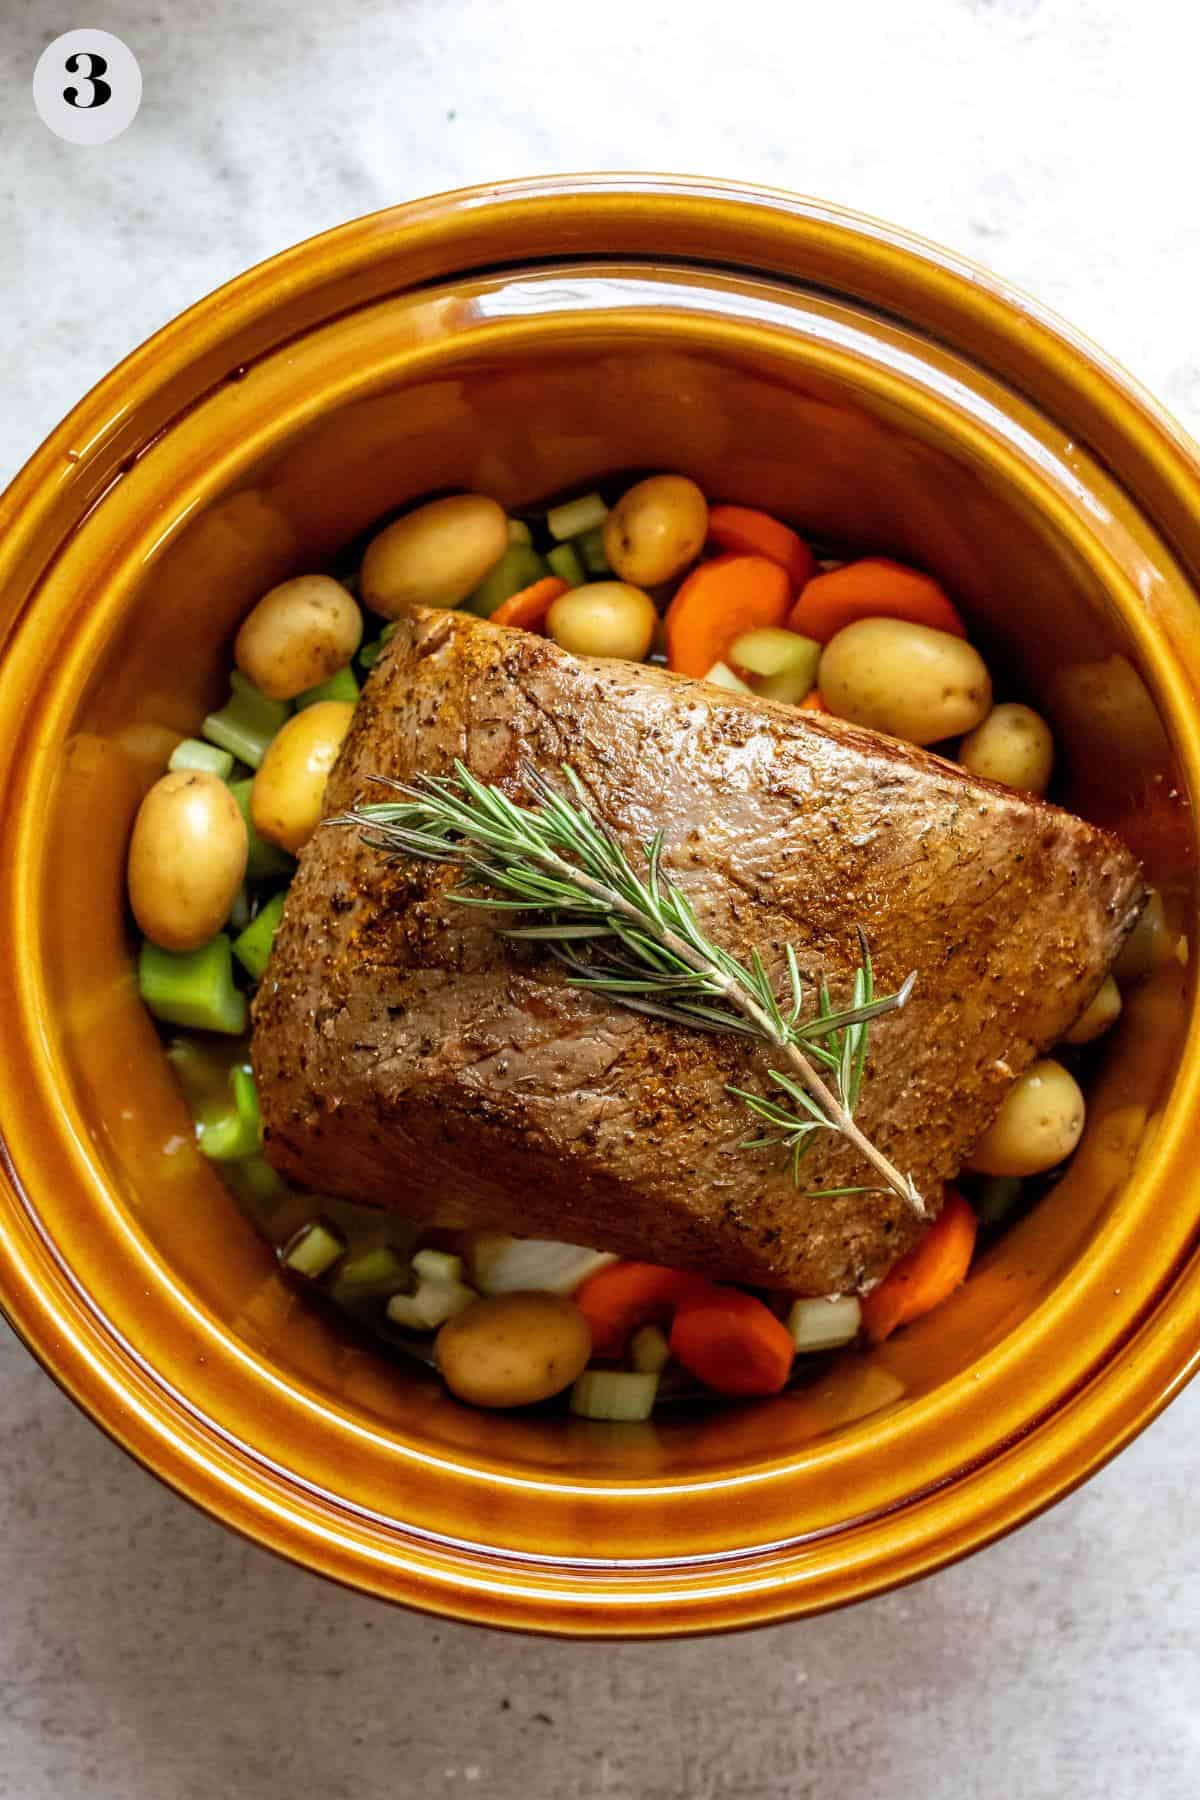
[2,2,1199,1796]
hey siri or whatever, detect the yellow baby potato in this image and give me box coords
[235,575,362,701]
[128,770,247,951]
[360,494,508,616]
[251,700,355,854]
[435,1292,592,1409]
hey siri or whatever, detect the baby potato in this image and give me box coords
[958,702,1055,796]
[235,575,362,701]
[546,581,658,662]
[251,700,355,854]
[603,475,708,587]
[819,618,992,745]
[967,1058,1086,1177]
[128,770,248,952]
[360,493,508,616]
[435,1292,592,1409]
[1063,974,1122,1045]
[1112,888,1173,985]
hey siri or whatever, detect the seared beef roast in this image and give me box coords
[252,608,1144,1292]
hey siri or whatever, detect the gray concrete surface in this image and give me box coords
[2,1,1199,1794]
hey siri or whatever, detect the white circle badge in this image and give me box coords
[32,30,142,146]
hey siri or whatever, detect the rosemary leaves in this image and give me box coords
[334,761,923,1215]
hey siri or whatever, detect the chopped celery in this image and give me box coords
[411,1247,464,1285]
[198,1102,259,1162]
[974,1175,1024,1226]
[730,628,821,681]
[357,620,399,672]
[573,524,610,575]
[169,737,234,780]
[232,889,288,980]
[387,1278,477,1330]
[630,1324,671,1375]
[202,672,290,769]
[222,1152,289,1221]
[138,936,247,1035]
[545,542,585,588]
[787,1295,862,1353]
[570,1370,659,1422]
[333,1245,409,1298]
[281,1219,345,1279]
[703,661,754,695]
[228,885,251,934]
[229,779,294,882]
[232,1065,261,1137]
[507,518,533,545]
[295,665,360,709]
[465,544,546,617]
[547,491,607,541]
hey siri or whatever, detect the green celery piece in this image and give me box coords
[332,1245,409,1300]
[227,885,251,934]
[546,542,585,588]
[464,544,546,617]
[573,524,610,575]
[203,672,290,769]
[358,619,399,672]
[281,1220,345,1279]
[232,889,288,980]
[294,665,360,708]
[198,1102,259,1162]
[547,491,607,541]
[507,518,533,545]
[232,1065,261,1138]
[139,936,247,1035]
[229,779,294,882]
[168,737,234,780]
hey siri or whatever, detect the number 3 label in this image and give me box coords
[64,51,113,111]
[33,31,141,144]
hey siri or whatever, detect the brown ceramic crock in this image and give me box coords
[0,175,1197,1636]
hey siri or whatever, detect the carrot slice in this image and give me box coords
[707,505,816,590]
[669,1288,795,1396]
[665,553,792,678]
[860,1187,978,1345]
[798,689,829,713]
[489,576,570,632]
[575,1260,713,1358]
[787,557,966,643]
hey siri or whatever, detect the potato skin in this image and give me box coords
[128,770,248,951]
[251,700,355,854]
[235,575,362,701]
[1063,974,1122,1045]
[435,1292,592,1409]
[967,1058,1085,1177]
[959,703,1054,795]
[360,494,508,616]
[546,582,658,661]
[603,475,708,587]
[819,617,992,744]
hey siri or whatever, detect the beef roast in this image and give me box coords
[252,607,1144,1293]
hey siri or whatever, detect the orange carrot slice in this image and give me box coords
[860,1187,978,1345]
[669,1288,796,1396]
[665,553,792,678]
[798,689,829,713]
[575,1260,713,1358]
[787,557,966,643]
[490,576,570,632]
[707,505,816,590]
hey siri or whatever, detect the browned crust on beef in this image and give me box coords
[251,608,1144,1292]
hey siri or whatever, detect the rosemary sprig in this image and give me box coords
[332,761,924,1216]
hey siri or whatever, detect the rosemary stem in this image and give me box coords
[472,833,922,1215]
